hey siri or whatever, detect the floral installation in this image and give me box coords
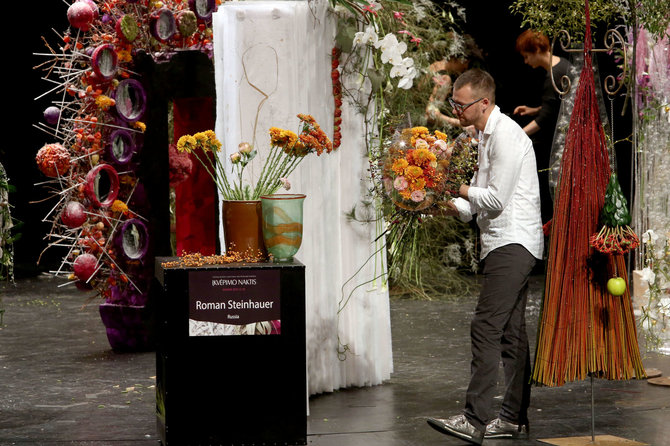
[176,114,334,201]
[33,0,222,313]
[330,0,481,299]
[638,229,670,354]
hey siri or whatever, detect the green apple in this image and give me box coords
[606,277,627,296]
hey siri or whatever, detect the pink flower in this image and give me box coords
[410,37,422,46]
[410,189,426,202]
[168,143,193,186]
[280,177,291,190]
[363,1,382,15]
[394,176,408,191]
[431,139,447,156]
[414,139,429,150]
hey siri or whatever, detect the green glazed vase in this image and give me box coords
[260,194,306,262]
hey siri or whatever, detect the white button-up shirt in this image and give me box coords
[453,106,544,260]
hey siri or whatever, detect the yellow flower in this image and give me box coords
[95,95,115,110]
[203,130,222,152]
[177,135,197,153]
[194,132,208,144]
[391,158,409,174]
[435,130,447,141]
[410,126,430,146]
[404,165,423,180]
[132,121,146,132]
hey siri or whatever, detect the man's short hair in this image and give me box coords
[453,68,496,104]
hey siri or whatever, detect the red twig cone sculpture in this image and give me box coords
[531,0,646,386]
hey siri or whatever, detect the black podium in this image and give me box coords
[154,257,307,445]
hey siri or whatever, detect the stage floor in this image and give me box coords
[1,274,668,445]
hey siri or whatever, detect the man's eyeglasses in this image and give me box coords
[448,97,484,114]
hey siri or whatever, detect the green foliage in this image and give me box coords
[0,164,16,283]
[509,0,629,39]
[601,173,632,227]
[510,0,669,43]
[636,0,670,41]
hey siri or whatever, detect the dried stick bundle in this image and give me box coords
[532,0,646,386]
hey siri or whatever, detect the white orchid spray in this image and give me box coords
[638,228,670,353]
[351,27,418,91]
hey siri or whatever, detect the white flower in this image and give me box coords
[353,26,378,46]
[643,229,659,244]
[641,267,656,285]
[659,298,670,317]
[375,33,407,65]
[397,66,417,90]
[389,57,414,78]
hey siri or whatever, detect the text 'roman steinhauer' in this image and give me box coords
[195,299,274,310]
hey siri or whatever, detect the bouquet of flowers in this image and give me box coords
[371,126,478,297]
[176,114,333,200]
[382,126,478,212]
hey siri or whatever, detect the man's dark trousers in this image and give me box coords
[464,243,536,431]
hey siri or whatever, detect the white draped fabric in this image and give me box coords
[212,0,393,395]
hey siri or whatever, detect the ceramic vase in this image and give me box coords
[221,200,267,257]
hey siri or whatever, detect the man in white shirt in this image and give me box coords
[427,69,543,445]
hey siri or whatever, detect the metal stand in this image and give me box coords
[590,375,596,443]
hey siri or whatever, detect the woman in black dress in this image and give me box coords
[513,30,572,225]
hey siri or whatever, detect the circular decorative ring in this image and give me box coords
[189,0,217,21]
[91,44,118,80]
[107,129,136,165]
[119,218,149,260]
[84,164,120,207]
[150,7,177,42]
[114,79,147,123]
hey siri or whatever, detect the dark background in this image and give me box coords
[9,0,632,278]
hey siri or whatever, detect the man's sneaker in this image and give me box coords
[485,417,529,439]
[427,414,485,445]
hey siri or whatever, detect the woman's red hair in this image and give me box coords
[515,29,550,54]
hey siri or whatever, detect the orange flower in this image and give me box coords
[392,158,409,174]
[111,200,129,214]
[270,127,298,148]
[404,165,423,180]
[412,148,436,167]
